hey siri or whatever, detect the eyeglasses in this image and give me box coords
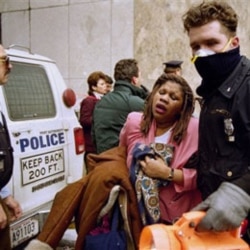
[0,56,10,66]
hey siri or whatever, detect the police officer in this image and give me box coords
[0,44,22,249]
[163,60,183,75]
[182,1,250,242]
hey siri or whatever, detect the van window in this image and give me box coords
[3,62,56,120]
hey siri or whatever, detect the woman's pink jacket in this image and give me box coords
[119,111,202,223]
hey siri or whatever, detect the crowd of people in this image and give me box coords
[1,0,250,249]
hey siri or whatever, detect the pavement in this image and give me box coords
[56,228,77,250]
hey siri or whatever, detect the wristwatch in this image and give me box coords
[166,168,174,181]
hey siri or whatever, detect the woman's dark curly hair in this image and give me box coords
[140,73,195,145]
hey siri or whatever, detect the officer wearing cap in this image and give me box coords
[163,60,183,75]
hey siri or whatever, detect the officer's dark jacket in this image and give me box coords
[0,112,14,189]
[92,80,148,154]
[197,56,250,199]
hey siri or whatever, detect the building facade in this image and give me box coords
[1,0,250,110]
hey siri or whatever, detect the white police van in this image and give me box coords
[1,45,85,248]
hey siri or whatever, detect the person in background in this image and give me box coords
[163,60,183,75]
[0,44,22,249]
[92,58,149,154]
[79,71,107,172]
[119,73,201,224]
[105,74,113,93]
[182,0,250,242]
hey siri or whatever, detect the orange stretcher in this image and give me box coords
[139,211,249,250]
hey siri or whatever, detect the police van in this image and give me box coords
[1,45,85,248]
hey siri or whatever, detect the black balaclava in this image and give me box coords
[195,47,241,98]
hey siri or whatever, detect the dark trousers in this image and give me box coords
[0,197,11,250]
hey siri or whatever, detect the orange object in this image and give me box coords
[139,211,249,250]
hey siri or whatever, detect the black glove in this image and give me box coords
[192,182,250,232]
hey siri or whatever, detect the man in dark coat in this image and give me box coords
[0,44,22,249]
[92,58,149,154]
[183,1,250,242]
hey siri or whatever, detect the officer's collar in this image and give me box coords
[218,56,250,99]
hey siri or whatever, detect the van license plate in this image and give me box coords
[10,217,39,247]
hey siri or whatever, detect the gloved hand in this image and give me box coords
[192,182,250,232]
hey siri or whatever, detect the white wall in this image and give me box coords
[0,0,134,107]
